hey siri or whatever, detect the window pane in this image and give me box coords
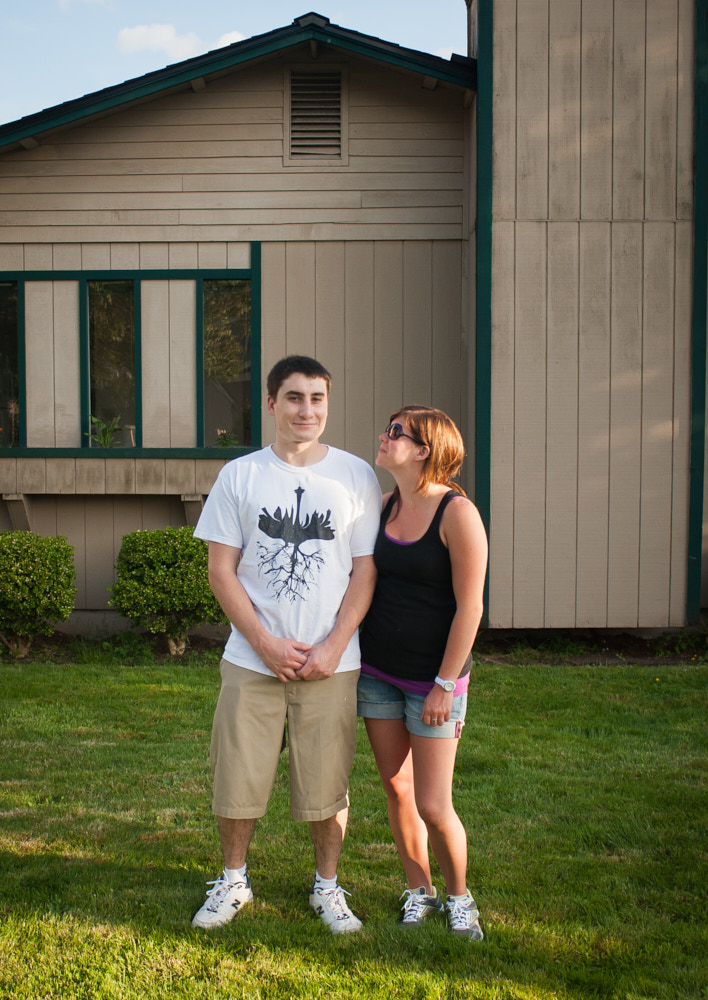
[0,282,19,449]
[204,279,251,447]
[88,280,135,447]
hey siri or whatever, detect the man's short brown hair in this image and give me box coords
[266,355,332,400]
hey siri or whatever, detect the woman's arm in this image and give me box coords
[421,498,488,725]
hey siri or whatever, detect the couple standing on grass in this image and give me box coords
[191,355,488,940]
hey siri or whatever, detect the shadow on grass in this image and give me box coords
[1,843,694,1000]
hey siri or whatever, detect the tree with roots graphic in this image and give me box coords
[257,487,336,602]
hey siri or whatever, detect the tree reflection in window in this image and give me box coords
[204,279,251,447]
[88,280,135,447]
[0,282,19,449]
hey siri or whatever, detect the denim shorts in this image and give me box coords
[357,671,467,739]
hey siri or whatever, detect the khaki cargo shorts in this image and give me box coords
[210,660,359,822]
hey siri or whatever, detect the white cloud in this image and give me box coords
[117,24,202,61]
[216,31,246,48]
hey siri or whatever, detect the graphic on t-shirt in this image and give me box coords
[257,487,336,601]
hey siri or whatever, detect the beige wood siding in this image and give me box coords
[25,281,81,447]
[28,495,187,610]
[489,0,695,628]
[141,280,197,448]
[261,240,467,482]
[0,52,469,243]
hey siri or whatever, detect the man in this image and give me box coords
[191,355,381,934]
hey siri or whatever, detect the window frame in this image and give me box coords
[0,245,262,457]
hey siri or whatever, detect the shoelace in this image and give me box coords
[204,876,244,909]
[400,889,432,917]
[446,896,477,927]
[316,885,352,921]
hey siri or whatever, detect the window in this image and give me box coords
[87,280,137,447]
[0,249,260,454]
[0,281,19,448]
[203,279,252,447]
[286,68,348,164]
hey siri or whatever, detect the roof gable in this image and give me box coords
[0,12,475,153]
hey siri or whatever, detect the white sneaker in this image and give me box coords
[192,871,253,929]
[309,884,362,934]
[445,891,484,940]
[399,886,443,927]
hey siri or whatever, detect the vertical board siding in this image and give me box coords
[259,239,465,485]
[52,281,81,447]
[431,242,464,429]
[645,0,679,219]
[670,219,692,623]
[25,282,55,446]
[168,280,197,447]
[488,221,516,627]
[516,0,549,220]
[580,0,614,220]
[492,0,518,221]
[575,223,611,626]
[607,223,643,627]
[403,242,434,404]
[613,1,647,220]
[548,0,581,220]
[489,0,693,627]
[639,222,676,623]
[544,222,579,625]
[314,242,346,445]
[141,281,171,447]
[373,241,404,444]
[343,241,376,461]
[512,222,547,626]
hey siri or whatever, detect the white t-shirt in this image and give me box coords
[194,445,381,675]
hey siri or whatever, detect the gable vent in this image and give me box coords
[290,71,342,157]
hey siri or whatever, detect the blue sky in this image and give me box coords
[0,0,470,126]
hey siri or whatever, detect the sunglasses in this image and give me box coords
[385,422,423,444]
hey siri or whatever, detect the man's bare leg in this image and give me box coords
[218,816,257,869]
[309,809,347,879]
[192,817,256,929]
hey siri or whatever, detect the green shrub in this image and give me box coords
[110,526,227,655]
[0,531,76,657]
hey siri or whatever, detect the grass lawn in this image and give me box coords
[0,640,706,999]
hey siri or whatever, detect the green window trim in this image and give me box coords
[0,244,262,457]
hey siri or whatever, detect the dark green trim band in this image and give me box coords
[79,279,90,446]
[195,276,206,449]
[250,242,263,446]
[17,281,26,449]
[0,447,252,459]
[688,0,708,623]
[0,270,252,282]
[133,280,143,449]
[475,0,493,628]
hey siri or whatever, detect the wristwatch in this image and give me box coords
[434,676,455,693]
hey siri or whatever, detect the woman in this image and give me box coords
[357,405,488,939]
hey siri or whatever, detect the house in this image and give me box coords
[0,3,704,633]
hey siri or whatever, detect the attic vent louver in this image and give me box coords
[290,71,342,157]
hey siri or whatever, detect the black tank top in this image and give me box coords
[359,490,470,682]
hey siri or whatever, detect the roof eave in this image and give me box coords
[0,17,476,151]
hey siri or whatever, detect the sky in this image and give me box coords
[0,0,471,126]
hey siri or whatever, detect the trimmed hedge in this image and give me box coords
[110,526,227,655]
[0,531,76,657]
